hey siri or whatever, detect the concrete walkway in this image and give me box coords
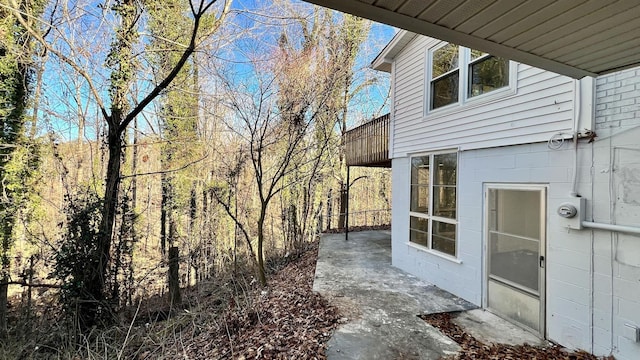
[313,230,545,360]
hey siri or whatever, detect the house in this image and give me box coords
[346,30,640,359]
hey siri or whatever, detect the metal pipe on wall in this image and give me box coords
[582,221,640,236]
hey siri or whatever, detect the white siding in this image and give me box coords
[391,36,578,156]
[387,32,640,359]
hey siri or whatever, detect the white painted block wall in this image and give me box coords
[391,154,483,305]
[590,68,640,360]
[392,134,640,359]
[391,141,595,348]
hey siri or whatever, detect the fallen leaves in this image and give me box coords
[134,239,617,360]
[156,242,340,359]
[421,312,615,360]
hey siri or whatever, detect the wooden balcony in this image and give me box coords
[344,113,391,167]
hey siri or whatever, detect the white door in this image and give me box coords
[485,185,546,335]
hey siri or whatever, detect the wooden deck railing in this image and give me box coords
[344,113,391,167]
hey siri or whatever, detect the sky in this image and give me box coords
[41,0,397,141]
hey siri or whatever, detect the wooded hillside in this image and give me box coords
[0,0,391,357]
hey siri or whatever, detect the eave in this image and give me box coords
[304,0,640,79]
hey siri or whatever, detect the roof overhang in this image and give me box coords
[370,31,416,72]
[304,0,640,79]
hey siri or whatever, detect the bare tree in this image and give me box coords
[213,63,310,285]
[278,8,371,238]
[5,0,231,326]
[211,5,369,285]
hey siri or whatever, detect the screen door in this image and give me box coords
[486,185,546,335]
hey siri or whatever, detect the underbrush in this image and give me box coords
[1,240,335,359]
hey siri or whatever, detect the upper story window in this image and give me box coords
[428,44,511,112]
[431,44,459,109]
[469,50,509,97]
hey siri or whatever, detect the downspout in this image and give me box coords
[572,77,595,351]
[572,76,590,352]
[589,138,596,354]
[571,79,581,197]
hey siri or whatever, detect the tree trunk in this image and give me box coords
[0,216,10,338]
[168,246,181,306]
[326,188,332,231]
[131,119,138,210]
[0,276,7,338]
[288,204,298,250]
[209,188,217,278]
[160,172,169,255]
[189,185,197,284]
[256,211,267,286]
[93,125,123,312]
[201,188,210,278]
[25,255,34,323]
[233,186,238,273]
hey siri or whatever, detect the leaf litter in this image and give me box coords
[421,312,615,360]
[144,241,339,359]
[135,238,616,360]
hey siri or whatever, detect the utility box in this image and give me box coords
[557,198,586,230]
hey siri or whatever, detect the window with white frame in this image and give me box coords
[409,152,457,257]
[429,44,510,111]
[430,44,460,109]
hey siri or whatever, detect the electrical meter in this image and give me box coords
[557,198,585,230]
[558,203,578,218]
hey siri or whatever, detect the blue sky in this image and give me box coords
[42,0,396,141]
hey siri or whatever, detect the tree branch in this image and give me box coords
[119,0,232,133]
[211,187,256,258]
[5,0,110,122]
[119,154,208,179]
[0,280,63,289]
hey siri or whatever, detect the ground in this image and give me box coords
[130,241,340,359]
[133,237,615,360]
[3,235,618,359]
[422,312,614,360]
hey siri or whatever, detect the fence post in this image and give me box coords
[345,166,350,240]
[338,184,347,230]
[326,189,332,231]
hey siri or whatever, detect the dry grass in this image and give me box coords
[2,241,337,360]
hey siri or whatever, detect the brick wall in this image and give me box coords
[595,68,640,133]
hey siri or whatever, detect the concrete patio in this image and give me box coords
[313,230,546,360]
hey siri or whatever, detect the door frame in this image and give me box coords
[482,183,548,337]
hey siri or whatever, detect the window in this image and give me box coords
[430,44,459,110]
[469,51,509,97]
[428,44,510,112]
[409,152,458,256]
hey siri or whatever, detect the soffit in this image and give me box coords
[304,0,640,78]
